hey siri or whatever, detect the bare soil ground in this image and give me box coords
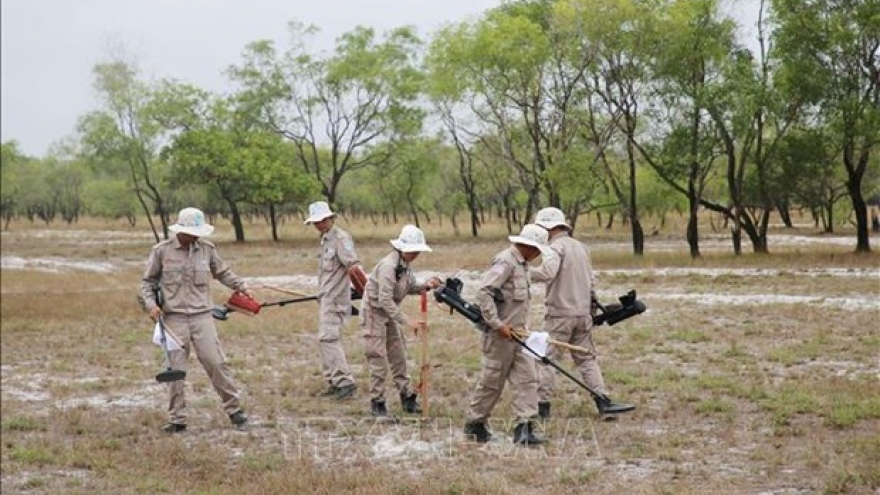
[1,218,878,495]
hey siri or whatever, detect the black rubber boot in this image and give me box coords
[229,410,248,426]
[538,401,551,419]
[370,399,388,417]
[319,385,339,397]
[162,422,186,433]
[334,384,357,400]
[463,421,493,443]
[594,396,636,415]
[512,421,545,446]
[400,392,422,414]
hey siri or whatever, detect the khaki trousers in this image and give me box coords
[466,331,539,424]
[318,307,355,388]
[537,315,607,402]
[163,313,240,424]
[361,307,413,401]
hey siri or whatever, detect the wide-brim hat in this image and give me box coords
[508,224,549,251]
[390,239,432,253]
[507,234,545,250]
[535,218,571,230]
[304,201,337,224]
[169,208,214,237]
[534,207,572,230]
[390,224,432,253]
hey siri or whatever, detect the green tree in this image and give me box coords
[426,27,486,236]
[556,0,657,253]
[78,59,170,242]
[0,141,28,229]
[771,0,880,252]
[630,0,734,257]
[162,125,313,242]
[229,23,425,206]
[776,128,847,232]
[83,178,140,225]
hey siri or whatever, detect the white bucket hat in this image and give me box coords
[169,207,214,237]
[304,201,336,224]
[534,207,571,230]
[390,224,432,253]
[508,224,549,250]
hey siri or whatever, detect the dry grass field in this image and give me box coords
[1,214,879,495]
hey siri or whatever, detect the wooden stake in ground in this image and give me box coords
[418,289,430,420]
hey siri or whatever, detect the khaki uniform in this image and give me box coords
[138,236,248,424]
[360,251,424,401]
[466,246,539,424]
[316,225,358,388]
[530,231,608,399]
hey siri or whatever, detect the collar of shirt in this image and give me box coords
[508,245,527,265]
[320,225,338,244]
[550,231,570,242]
[172,235,201,251]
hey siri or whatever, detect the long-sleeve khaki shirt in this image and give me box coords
[138,236,249,315]
[476,246,531,331]
[363,251,424,328]
[530,231,595,317]
[318,225,359,312]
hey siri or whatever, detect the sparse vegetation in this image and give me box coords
[1,216,878,494]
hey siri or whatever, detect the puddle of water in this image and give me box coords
[1,255,115,273]
[648,292,879,311]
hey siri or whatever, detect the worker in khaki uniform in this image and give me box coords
[361,224,440,417]
[304,201,359,400]
[530,207,634,418]
[139,207,252,433]
[463,224,549,446]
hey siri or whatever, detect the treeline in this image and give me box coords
[1,0,878,255]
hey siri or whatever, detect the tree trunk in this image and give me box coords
[776,200,793,228]
[687,182,701,258]
[227,199,245,242]
[269,203,279,242]
[846,173,871,252]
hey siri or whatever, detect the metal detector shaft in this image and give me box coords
[510,333,606,401]
[156,316,186,383]
[214,292,361,321]
[158,317,173,364]
[433,278,608,401]
[261,295,318,308]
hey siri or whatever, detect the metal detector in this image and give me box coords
[155,315,186,383]
[592,290,647,327]
[433,278,609,402]
[213,288,363,321]
[213,295,318,320]
[151,285,186,383]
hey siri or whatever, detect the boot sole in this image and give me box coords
[514,440,546,447]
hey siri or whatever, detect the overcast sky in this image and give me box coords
[1,0,759,157]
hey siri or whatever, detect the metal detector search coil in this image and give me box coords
[433,278,483,324]
[225,292,261,316]
[593,290,647,326]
